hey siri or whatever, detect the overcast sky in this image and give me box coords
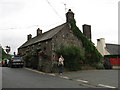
[0,0,119,54]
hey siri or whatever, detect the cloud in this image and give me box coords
[0,0,26,19]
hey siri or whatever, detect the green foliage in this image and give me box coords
[0,46,11,60]
[56,45,85,71]
[70,19,103,65]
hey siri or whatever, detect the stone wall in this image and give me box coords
[52,24,83,52]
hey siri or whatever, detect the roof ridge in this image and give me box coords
[43,23,66,34]
[19,23,67,48]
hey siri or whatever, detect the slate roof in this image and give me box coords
[106,43,120,54]
[19,23,67,48]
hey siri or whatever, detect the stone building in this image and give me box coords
[18,9,92,72]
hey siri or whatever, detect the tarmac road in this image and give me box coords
[63,69,119,88]
[2,67,86,88]
[1,67,119,89]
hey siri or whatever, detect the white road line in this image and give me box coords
[48,74,56,76]
[76,79,88,83]
[62,76,69,79]
[98,84,116,88]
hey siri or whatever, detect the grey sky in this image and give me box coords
[0,0,119,54]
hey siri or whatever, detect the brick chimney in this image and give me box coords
[82,24,91,40]
[27,34,32,41]
[37,28,42,36]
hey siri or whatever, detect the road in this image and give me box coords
[64,70,119,88]
[2,67,86,88]
[1,67,119,88]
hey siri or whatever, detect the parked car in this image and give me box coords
[1,60,5,67]
[1,59,10,67]
[8,56,24,68]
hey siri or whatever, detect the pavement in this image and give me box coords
[24,68,119,88]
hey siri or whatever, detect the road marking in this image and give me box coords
[25,68,45,74]
[98,84,116,88]
[48,74,56,76]
[62,76,69,79]
[59,76,69,79]
[76,79,88,83]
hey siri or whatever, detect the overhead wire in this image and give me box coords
[0,0,65,31]
[46,0,64,21]
[0,22,63,31]
[0,25,38,30]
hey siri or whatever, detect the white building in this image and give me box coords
[96,38,120,56]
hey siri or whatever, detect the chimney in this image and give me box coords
[82,24,91,40]
[27,34,32,41]
[37,28,42,36]
[66,9,74,23]
[96,38,106,56]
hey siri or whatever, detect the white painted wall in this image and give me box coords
[96,38,110,56]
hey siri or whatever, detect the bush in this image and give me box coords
[94,62,104,69]
[103,59,113,69]
[56,45,85,71]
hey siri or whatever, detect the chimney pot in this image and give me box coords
[27,34,32,41]
[37,28,42,36]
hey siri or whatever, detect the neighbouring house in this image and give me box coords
[96,38,120,69]
[96,38,120,56]
[18,9,101,72]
